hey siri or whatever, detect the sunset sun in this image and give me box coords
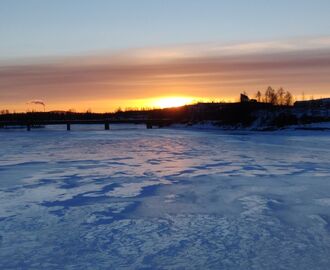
[152,97,194,109]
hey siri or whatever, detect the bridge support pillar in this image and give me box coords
[105,122,110,130]
[146,123,153,129]
[67,123,71,131]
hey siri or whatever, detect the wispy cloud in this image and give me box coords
[1,37,330,111]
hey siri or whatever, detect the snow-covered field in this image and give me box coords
[1,125,330,269]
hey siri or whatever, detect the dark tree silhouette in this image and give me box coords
[264,86,277,105]
[255,87,293,106]
[277,87,285,105]
[255,91,262,102]
[284,91,293,106]
[0,109,10,115]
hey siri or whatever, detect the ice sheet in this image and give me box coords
[0,126,330,269]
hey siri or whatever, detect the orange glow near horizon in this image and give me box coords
[0,96,206,113]
[0,95,241,113]
[1,38,330,113]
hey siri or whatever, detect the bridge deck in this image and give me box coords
[0,119,173,130]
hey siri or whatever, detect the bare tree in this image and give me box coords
[277,87,285,105]
[264,86,277,105]
[115,107,123,113]
[0,109,10,115]
[264,86,272,103]
[284,91,293,106]
[255,91,262,102]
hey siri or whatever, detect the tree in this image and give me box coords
[255,91,262,102]
[115,107,123,113]
[0,109,10,115]
[276,87,285,105]
[284,91,293,106]
[264,86,277,105]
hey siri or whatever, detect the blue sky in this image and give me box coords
[1,0,330,59]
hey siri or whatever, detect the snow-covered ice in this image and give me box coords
[0,125,330,269]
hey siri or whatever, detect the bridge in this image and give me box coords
[0,119,174,131]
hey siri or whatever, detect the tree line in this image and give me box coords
[254,86,293,106]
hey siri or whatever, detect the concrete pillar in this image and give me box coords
[67,123,71,131]
[146,123,153,129]
[105,122,110,130]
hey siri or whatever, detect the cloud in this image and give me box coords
[1,37,330,110]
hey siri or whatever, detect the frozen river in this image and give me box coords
[1,125,330,269]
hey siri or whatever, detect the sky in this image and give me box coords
[1,0,330,112]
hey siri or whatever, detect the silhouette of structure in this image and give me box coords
[1,93,330,131]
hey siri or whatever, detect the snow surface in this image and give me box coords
[0,125,330,269]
